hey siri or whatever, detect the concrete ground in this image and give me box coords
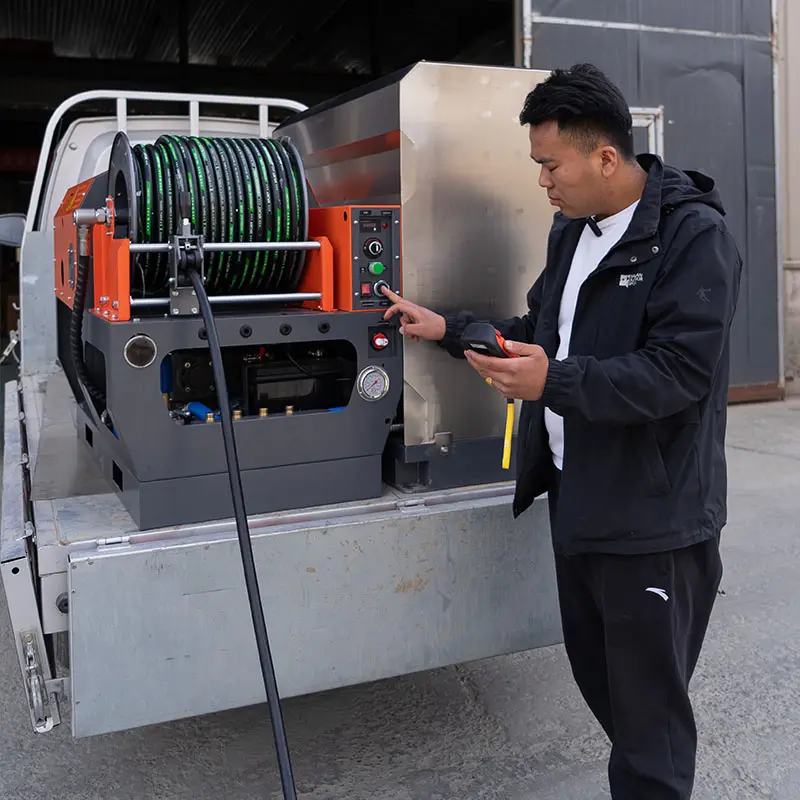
[2,397,800,800]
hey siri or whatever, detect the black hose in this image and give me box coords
[188,268,298,800]
[131,136,307,298]
[71,227,106,406]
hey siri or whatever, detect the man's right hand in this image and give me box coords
[381,287,447,342]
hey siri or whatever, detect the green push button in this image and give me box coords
[368,261,386,276]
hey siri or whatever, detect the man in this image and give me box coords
[381,63,742,799]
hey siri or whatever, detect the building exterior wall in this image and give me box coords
[779,0,800,393]
[526,1,781,400]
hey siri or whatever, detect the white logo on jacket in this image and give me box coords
[619,272,644,288]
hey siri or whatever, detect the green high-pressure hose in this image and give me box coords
[130,135,308,298]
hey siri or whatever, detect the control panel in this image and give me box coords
[308,205,401,313]
[352,207,401,311]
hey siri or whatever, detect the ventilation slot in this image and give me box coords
[112,461,123,491]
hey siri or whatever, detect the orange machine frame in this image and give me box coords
[297,234,335,313]
[55,189,132,322]
[55,188,396,321]
[54,177,94,311]
[308,205,401,312]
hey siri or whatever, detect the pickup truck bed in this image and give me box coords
[2,371,561,737]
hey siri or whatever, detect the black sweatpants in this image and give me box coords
[548,472,723,800]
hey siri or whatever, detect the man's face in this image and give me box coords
[529,121,614,219]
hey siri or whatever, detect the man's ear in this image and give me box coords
[599,145,619,178]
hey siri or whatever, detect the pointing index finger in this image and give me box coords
[380,286,402,304]
[382,288,414,321]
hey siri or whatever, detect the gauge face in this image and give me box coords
[357,366,390,402]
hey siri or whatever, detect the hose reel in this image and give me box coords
[107,131,310,299]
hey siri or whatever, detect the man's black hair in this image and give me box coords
[519,64,634,159]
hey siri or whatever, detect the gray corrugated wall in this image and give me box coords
[528,0,779,391]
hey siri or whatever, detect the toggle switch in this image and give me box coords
[372,332,390,350]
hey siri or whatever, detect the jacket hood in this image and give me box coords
[639,154,726,216]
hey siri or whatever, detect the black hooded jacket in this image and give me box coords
[440,155,743,556]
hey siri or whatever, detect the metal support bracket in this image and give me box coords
[434,432,453,457]
[168,232,205,317]
[2,555,62,734]
[0,327,20,366]
[169,284,200,317]
[45,677,69,699]
[20,630,56,733]
[397,497,426,513]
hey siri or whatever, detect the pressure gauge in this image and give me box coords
[357,366,390,402]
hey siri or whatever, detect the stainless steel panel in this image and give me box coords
[68,492,559,737]
[285,81,402,207]
[279,63,554,446]
[399,64,553,444]
[18,231,58,379]
[34,493,136,577]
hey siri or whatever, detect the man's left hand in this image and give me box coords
[465,341,549,401]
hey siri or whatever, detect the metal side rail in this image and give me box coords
[20,88,309,378]
[25,89,308,236]
[1,380,61,733]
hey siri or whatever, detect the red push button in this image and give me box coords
[372,333,390,350]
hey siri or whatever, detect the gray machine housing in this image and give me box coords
[58,175,404,529]
[74,308,402,529]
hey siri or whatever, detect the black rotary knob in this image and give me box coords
[364,238,384,258]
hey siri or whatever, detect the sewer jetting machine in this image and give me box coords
[56,131,405,530]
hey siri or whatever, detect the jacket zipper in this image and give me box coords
[554,226,657,476]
